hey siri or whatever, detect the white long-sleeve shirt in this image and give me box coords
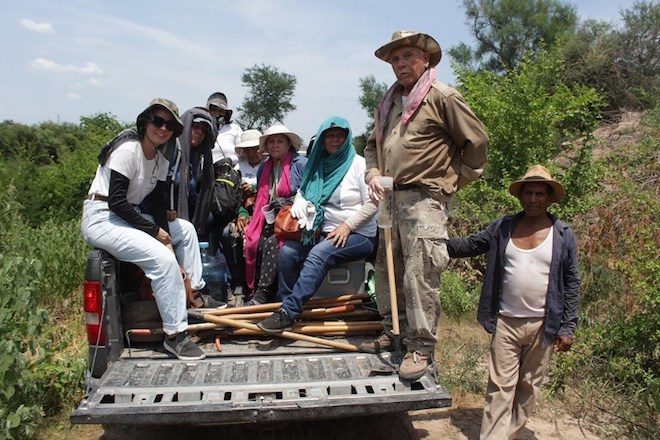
[322,155,378,237]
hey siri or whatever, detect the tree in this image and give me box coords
[357,74,388,134]
[449,0,577,72]
[556,1,659,111]
[237,64,297,131]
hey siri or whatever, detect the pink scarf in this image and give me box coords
[376,67,436,147]
[244,151,294,290]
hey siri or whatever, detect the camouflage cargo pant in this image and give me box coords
[375,189,449,355]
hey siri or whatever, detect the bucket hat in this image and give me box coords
[137,98,184,137]
[235,129,263,153]
[207,92,228,110]
[259,124,302,151]
[508,164,565,204]
[375,31,442,67]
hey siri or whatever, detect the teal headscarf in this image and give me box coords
[299,116,356,243]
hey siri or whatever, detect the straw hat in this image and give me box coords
[508,165,565,204]
[259,124,302,151]
[375,31,442,67]
[235,129,262,153]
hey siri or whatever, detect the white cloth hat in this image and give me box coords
[259,124,302,151]
[235,129,262,153]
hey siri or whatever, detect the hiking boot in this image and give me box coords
[358,332,394,353]
[398,350,430,380]
[191,293,228,311]
[256,309,294,334]
[163,332,206,361]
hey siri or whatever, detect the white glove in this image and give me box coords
[299,204,316,231]
[291,190,308,219]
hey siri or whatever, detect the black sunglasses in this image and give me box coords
[150,115,178,132]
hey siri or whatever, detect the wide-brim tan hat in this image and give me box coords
[259,124,302,151]
[137,98,184,137]
[235,129,263,153]
[508,164,565,204]
[375,31,442,67]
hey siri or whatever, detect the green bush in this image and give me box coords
[440,269,480,318]
[0,256,47,439]
[0,113,126,226]
[0,187,86,438]
[457,47,604,188]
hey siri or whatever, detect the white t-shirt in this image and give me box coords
[237,158,263,187]
[322,155,377,237]
[499,228,553,318]
[87,140,169,205]
[212,123,243,165]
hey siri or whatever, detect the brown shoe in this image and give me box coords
[358,333,393,353]
[398,351,430,380]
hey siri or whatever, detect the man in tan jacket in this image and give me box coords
[362,31,489,380]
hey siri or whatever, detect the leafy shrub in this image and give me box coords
[439,269,480,318]
[457,47,604,187]
[0,113,126,226]
[0,256,47,439]
[0,188,86,438]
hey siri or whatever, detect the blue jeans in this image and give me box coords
[277,233,375,318]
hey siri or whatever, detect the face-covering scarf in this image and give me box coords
[298,116,356,244]
[243,150,295,290]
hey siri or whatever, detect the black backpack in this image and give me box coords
[210,158,242,226]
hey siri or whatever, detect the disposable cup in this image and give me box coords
[262,205,276,224]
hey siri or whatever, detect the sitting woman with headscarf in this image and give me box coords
[256,116,378,332]
[81,98,210,361]
[243,124,307,305]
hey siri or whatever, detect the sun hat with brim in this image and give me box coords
[508,164,565,204]
[235,129,263,153]
[259,124,303,151]
[206,92,228,110]
[137,98,184,137]
[375,31,442,67]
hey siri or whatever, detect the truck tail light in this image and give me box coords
[83,280,106,345]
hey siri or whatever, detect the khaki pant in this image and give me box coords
[375,189,449,354]
[480,316,554,439]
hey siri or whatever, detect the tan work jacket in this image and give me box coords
[364,80,489,202]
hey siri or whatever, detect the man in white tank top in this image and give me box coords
[448,165,580,439]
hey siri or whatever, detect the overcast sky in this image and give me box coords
[0,0,634,142]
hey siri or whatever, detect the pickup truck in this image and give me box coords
[70,249,451,427]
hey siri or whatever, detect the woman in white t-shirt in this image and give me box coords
[81,98,210,361]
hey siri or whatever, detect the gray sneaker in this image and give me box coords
[163,332,206,360]
[191,293,228,311]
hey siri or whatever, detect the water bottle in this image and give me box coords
[199,242,226,301]
[377,176,394,228]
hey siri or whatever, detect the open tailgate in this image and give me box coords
[71,351,451,425]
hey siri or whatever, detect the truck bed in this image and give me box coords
[72,336,451,425]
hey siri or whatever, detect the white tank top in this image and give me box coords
[499,228,553,318]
